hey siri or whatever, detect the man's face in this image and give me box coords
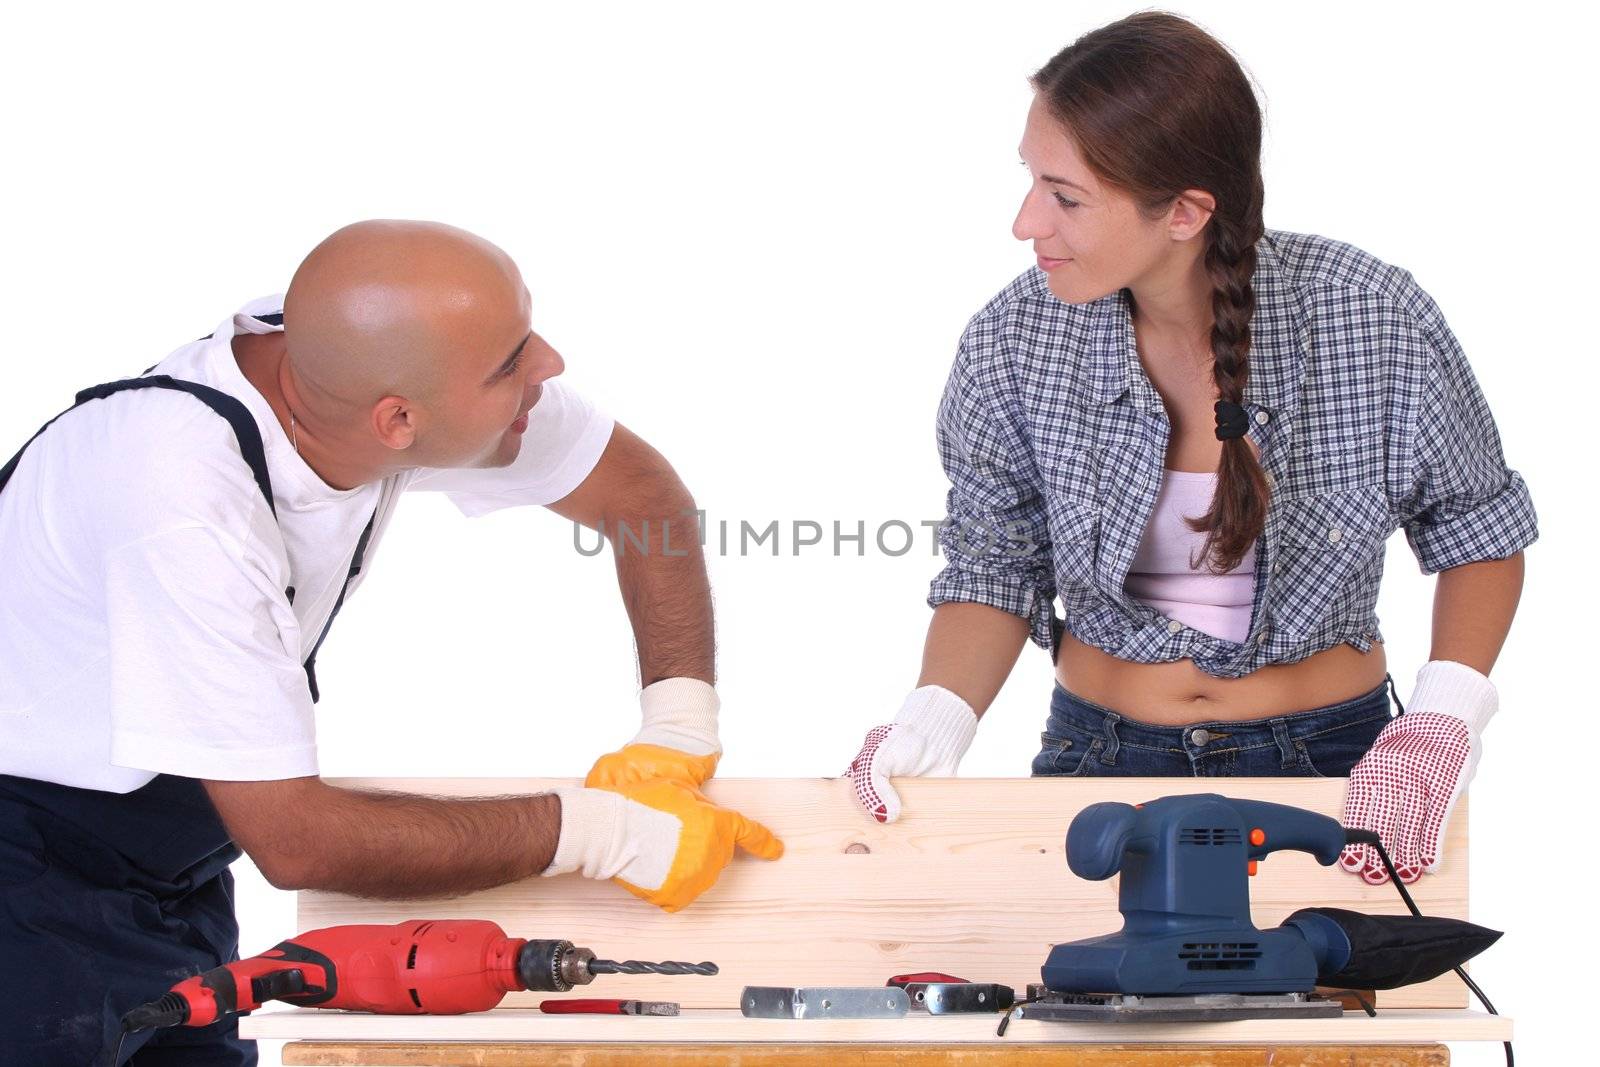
[1012,94,1172,305]
[425,284,565,470]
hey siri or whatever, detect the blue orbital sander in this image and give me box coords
[1021,793,1501,1023]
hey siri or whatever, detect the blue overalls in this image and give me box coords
[0,361,373,1065]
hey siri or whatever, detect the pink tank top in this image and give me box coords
[1122,470,1256,643]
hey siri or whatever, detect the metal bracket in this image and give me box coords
[741,986,911,1019]
[912,982,1016,1014]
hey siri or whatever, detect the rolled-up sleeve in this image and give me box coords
[1401,311,1538,574]
[926,332,1057,647]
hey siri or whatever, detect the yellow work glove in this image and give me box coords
[585,678,722,790]
[542,779,784,912]
[587,744,719,792]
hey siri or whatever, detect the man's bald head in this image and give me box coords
[282,220,528,407]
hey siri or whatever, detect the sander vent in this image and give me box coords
[1179,942,1262,971]
[1179,827,1242,846]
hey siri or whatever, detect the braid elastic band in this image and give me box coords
[1214,400,1249,440]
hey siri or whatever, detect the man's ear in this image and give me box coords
[1169,188,1217,242]
[371,396,418,451]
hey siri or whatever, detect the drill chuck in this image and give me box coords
[517,940,598,992]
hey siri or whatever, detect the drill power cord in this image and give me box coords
[109,993,181,1067]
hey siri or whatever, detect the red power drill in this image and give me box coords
[119,918,717,1032]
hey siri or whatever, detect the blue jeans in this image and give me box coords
[1031,676,1399,778]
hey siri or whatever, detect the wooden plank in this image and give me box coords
[296,778,1471,1015]
[282,1040,1451,1065]
[247,1006,1508,1043]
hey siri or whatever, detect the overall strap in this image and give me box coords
[302,509,376,703]
[0,373,372,704]
[0,375,276,512]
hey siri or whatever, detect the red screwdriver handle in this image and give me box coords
[541,999,629,1014]
[888,972,970,986]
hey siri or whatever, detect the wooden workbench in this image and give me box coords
[243,778,1509,1065]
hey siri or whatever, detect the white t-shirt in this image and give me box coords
[0,296,614,792]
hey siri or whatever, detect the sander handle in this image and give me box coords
[1227,798,1346,866]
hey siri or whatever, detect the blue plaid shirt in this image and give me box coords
[927,230,1538,679]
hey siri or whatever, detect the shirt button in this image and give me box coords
[1255,410,1271,425]
[1263,472,1275,490]
[1167,620,1184,634]
[1256,629,1269,645]
[1190,728,1214,746]
[1327,527,1343,544]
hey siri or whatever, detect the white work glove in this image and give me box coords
[845,685,979,824]
[1339,661,1496,885]
[630,677,721,756]
[586,678,721,791]
[543,781,782,912]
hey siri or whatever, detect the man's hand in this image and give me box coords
[1339,661,1495,884]
[586,678,721,791]
[846,685,978,824]
[544,779,783,912]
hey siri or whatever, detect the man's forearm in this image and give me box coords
[547,424,715,687]
[1429,552,1525,675]
[208,778,562,899]
[609,478,715,687]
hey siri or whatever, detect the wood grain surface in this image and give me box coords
[292,778,1471,1014]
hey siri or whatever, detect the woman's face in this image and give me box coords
[1013,93,1175,305]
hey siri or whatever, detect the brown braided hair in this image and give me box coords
[1033,12,1269,573]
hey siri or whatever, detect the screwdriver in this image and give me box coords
[540,998,680,1016]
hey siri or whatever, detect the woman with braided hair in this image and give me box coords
[845,11,1536,887]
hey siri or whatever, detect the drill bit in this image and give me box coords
[588,959,719,977]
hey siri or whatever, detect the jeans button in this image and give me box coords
[1190,728,1213,746]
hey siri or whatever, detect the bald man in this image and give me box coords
[0,221,780,1066]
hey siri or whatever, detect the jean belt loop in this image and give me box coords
[1269,718,1297,769]
[1385,672,1406,717]
[1099,711,1122,766]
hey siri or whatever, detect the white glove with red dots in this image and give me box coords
[846,685,978,824]
[1339,660,1496,885]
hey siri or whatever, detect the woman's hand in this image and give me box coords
[845,686,979,823]
[1338,661,1496,883]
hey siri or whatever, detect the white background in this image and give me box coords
[3,2,1592,1063]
